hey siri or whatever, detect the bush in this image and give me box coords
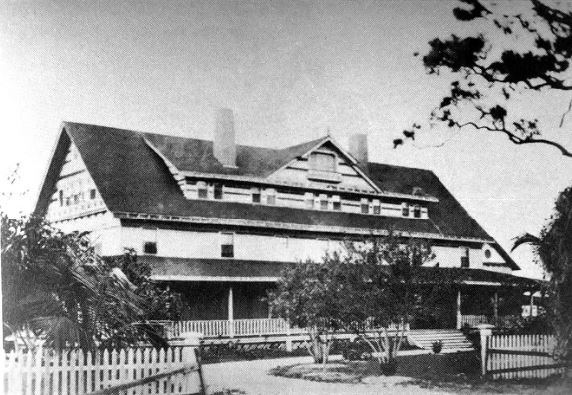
[342,339,372,361]
[432,340,443,354]
[501,314,551,334]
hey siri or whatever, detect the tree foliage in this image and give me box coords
[396,0,572,157]
[513,186,572,361]
[269,236,453,371]
[267,256,344,364]
[1,214,180,350]
[336,237,451,368]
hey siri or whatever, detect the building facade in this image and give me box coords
[34,110,538,329]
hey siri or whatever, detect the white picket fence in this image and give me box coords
[485,334,566,379]
[2,345,204,395]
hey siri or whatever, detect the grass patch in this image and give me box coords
[270,351,572,393]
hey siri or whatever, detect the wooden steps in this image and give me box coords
[407,329,473,350]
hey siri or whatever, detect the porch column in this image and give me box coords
[228,285,234,337]
[529,290,535,317]
[493,291,499,326]
[456,289,462,329]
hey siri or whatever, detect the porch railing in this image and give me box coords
[461,315,490,327]
[460,314,518,328]
[153,318,407,339]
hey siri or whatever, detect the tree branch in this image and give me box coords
[455,120,572,157]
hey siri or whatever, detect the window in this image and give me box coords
[320,194,328,210]
[310,152,336,172]
[73,194,79,204]
[402,203,410,217]
[332,195,341,211]
[461,248,470,268]
[305,192,314,209]
[59,190,64,206]
[90,189,97,199]
[221,233,234,258]
[373,200,380,215]
[484,249,492,259]
[252,188,261,203]
[413,205,421,218]
[66,197,71,206]
[197,181,208,199]
[143,242,157,254]
[361,199,369,214]
[266,189,276,205]
[214,183,223,200]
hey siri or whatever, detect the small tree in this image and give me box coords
[336,236,449,373]
[267,256,344,365]
[513,186,572,362]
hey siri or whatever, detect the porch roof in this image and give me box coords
[143,256,541,287]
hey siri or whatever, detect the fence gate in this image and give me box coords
[484,334,566,379]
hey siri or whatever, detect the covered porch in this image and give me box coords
[145,256,542,338]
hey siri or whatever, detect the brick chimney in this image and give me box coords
[213,108,237,168]
[348,134,368,164]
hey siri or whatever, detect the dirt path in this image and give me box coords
[202,356,452,395]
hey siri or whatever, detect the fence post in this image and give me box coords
[285,319,292,353]
[477,324,494,376]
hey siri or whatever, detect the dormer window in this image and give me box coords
[361,198,369,214]
[252,187,261,203]
[214,183,223,200]
[319,194,328,210]
[305,192,314,209]
[373,199,381,215]
[266,189,276,205]
[197,181,208,199]
[402,203,410,217]
[310,152,336,172]
[413,205,421,218]
[332,195,341,211]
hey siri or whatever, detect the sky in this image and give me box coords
[1,0,571,279]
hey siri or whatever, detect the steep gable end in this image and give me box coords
[35,128,108,221]
[268,138,379,193]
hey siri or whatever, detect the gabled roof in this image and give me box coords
[144,132,326,178]
[34,121,518,270]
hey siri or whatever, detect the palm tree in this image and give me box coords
[513,186,572,362]
[1,214,167,350]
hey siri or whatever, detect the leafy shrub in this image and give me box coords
[342,339,372,361]
[432,340,443,354]
[501,314,551,334]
